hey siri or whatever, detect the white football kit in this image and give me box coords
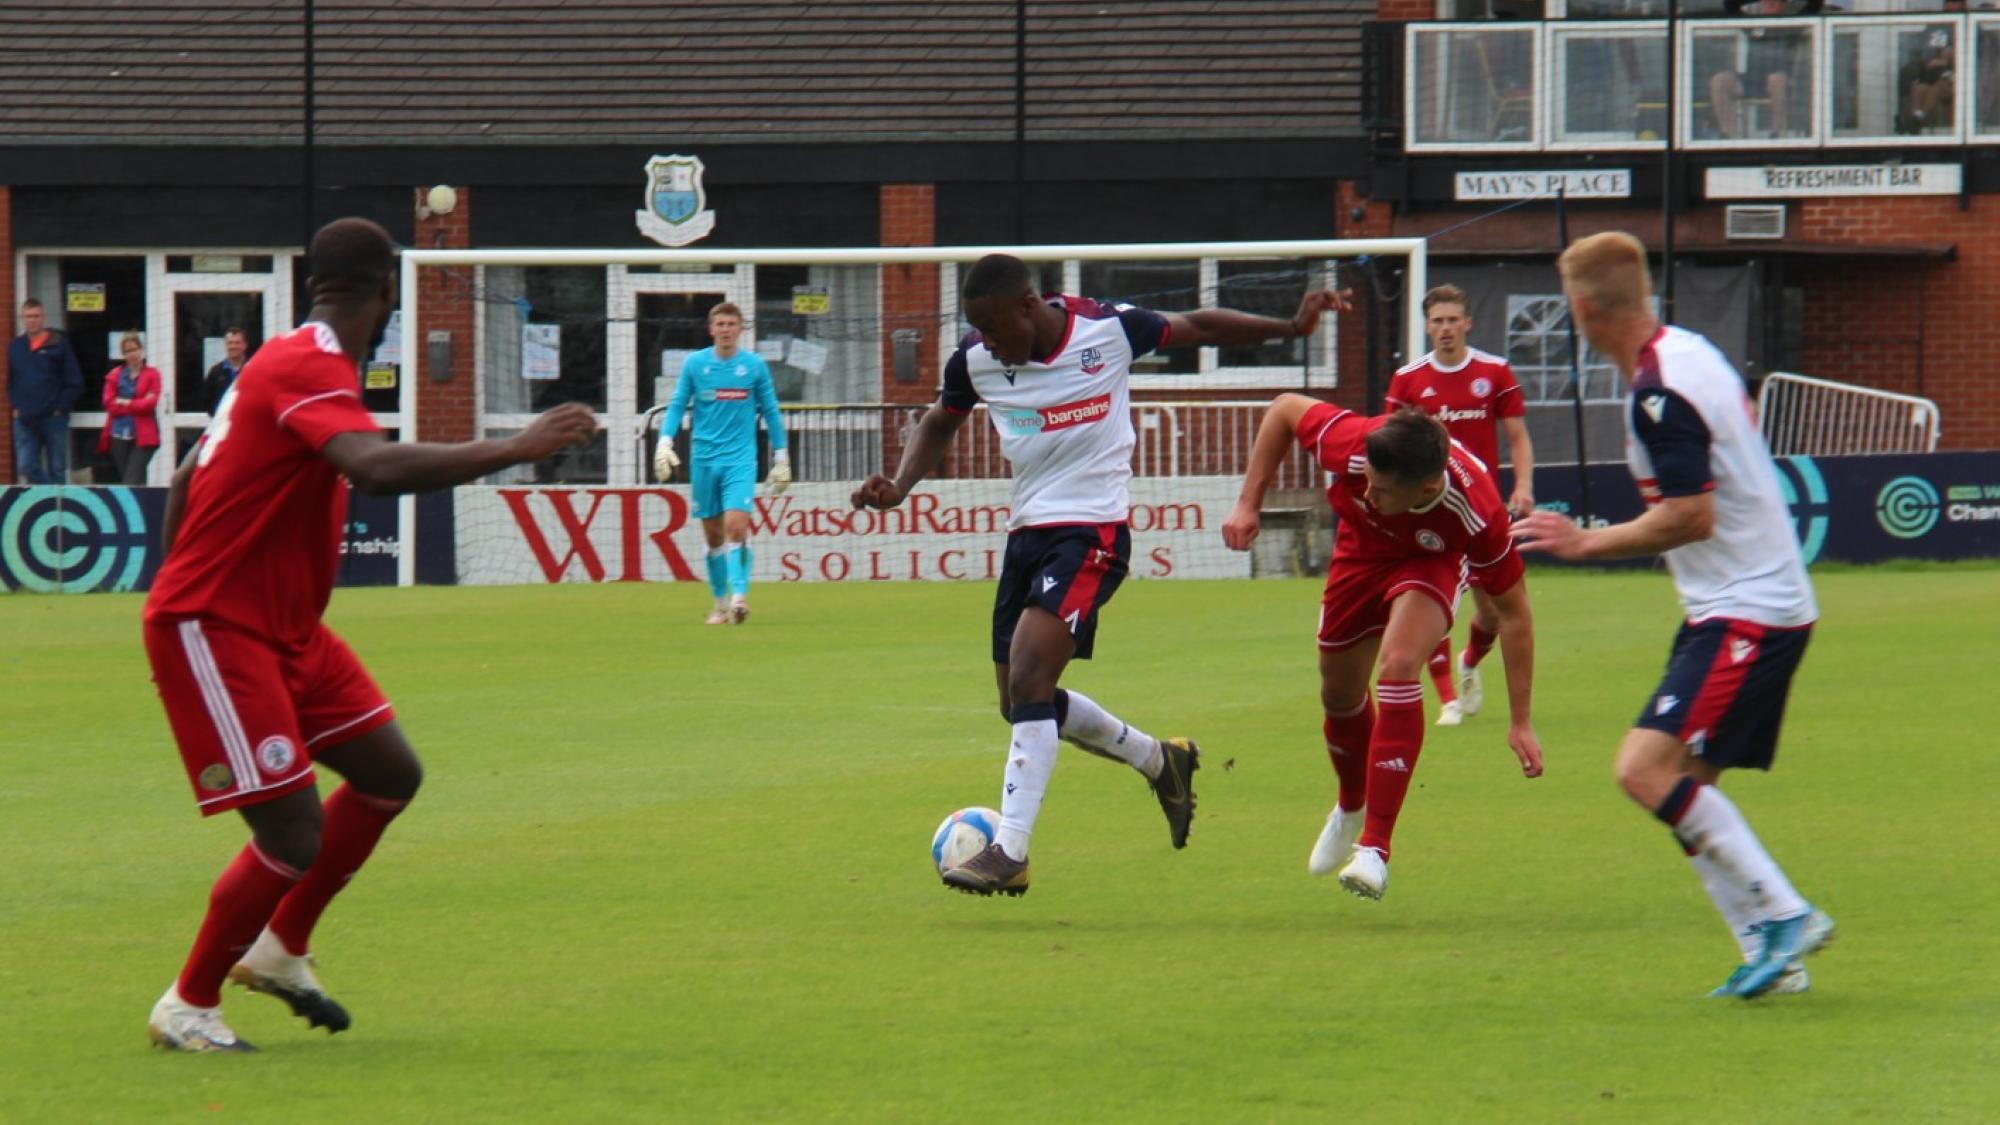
[1625,325,1817,628]
[940,295,1170,529]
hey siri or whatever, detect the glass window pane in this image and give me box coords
[1410,27,1538,146]
[755,263,879,405]
[1553,26,1666,143]
[1216,260,1307,369]
[1079,260,1199,374]
[1974,20,2000,135]
[480,266,607,413]
[1830,20,1958,141]
[1690,22,1814,141]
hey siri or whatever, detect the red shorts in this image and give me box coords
[1317,553,1467,651]
[145,619,394,816]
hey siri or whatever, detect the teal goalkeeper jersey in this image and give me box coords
[660,346,788,464]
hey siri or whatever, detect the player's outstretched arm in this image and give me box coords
[1164,289,1353,350]
[1488,578,1544,778]
[1223,393,1319,550]
[1512,493,1713,561]
[324,403,599,496]
[851,404,965,510]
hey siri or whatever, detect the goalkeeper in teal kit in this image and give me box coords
[653,302,790,624]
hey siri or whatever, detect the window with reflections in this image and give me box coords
[1689,19,1817,143]
[1408,25,1540,148]
[1551,23,1668,143]
[1975,18,2000,137]
[1830,18,1961,143]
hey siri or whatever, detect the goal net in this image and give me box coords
[392,239,1428,588]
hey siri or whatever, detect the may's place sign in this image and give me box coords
[1454,170,1632,202]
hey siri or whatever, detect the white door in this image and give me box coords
[149,257,291,485]
[608,265,753,483]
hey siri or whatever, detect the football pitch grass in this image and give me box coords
[4,566,1997,1122]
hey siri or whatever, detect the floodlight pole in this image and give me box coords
[1662,0,1677,321]
[1556,188,1592,525]
[1013,0,1027,245]
[303,0,316,255]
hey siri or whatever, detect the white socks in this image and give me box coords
[995,713,1058,862]
[1690,850,1762,960]
[1057,688,1162,778]
[1675,784,1809,926]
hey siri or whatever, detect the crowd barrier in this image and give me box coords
[4,451,1994,593]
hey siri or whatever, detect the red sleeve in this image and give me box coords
[131,368,162,413]
[1296,401,1362,473]
[102,368,121,413]
[1493,363,1526,419]
[275,352,380,451]
[1384,370,1410,408]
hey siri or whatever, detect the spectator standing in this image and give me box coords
[8,298,85,484]
[99,331,163,485]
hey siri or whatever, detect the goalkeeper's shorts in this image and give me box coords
[690,459,757,518]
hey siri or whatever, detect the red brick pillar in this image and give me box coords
[0,186,14,482]
[414,187,476,443]
[878,184,940,475]
[1335,180,1397,414]
[879,184,939,407]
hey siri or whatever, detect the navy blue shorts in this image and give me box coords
[991,523,1131,663]
[1636,617,1813,771]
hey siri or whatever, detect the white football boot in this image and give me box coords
[1308,805,1363,876]
[148,986,255,1053]
[730,594,751,624]
[228,928,351,1033]
[1337,845,1390,900]
[1435,700,1466,727]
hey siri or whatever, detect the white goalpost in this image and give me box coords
[394,238,1429,587]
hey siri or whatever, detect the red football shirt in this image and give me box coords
[1298,402,1524,594]
[145,323,381,650]
[1384,348,1524,472]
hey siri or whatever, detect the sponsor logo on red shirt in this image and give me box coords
[1438,405,1490,423]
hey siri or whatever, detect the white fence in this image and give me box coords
[1758,372,1941,457]
[635,401,1322,492]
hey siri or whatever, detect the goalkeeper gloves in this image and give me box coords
[767,449,792,496]
[654,440,681,482]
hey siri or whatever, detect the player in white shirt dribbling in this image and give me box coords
[852,253,1348,897]
[1513,232,1833,1000]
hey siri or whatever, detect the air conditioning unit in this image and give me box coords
[1726,205,1786,240]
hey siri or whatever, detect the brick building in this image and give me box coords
[3,1,1991,489]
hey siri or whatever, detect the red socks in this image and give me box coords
[268,784,409,956]
[1322,695,1374,813]
[1463,619,1499,669]
[176,843,301,1007]
[1425,638,1458,702]
[1360,680,1426,858]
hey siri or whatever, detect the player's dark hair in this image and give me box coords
[307,217,397,300]
[1366,408,1450,484]
[961,254,1033,303]
[20,297,42,311]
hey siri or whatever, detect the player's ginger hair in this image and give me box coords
[1558,231,1652,318]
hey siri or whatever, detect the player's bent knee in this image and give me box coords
[1376,648,1426,683]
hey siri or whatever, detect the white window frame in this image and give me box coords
[1546,21,1669,153]
[1405,22,1546,154]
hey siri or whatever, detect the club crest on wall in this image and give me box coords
[636,154,717,247]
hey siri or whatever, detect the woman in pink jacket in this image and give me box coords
[99,331,162,484]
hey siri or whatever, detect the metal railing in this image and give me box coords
[634,401,1321,489]
[1757,372,1941,457]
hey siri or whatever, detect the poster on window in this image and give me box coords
[522,323,562,381]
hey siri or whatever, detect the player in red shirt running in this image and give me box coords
[1385,284,1536,727]
[1225,398,1544,901]
[142,218,597,1052]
